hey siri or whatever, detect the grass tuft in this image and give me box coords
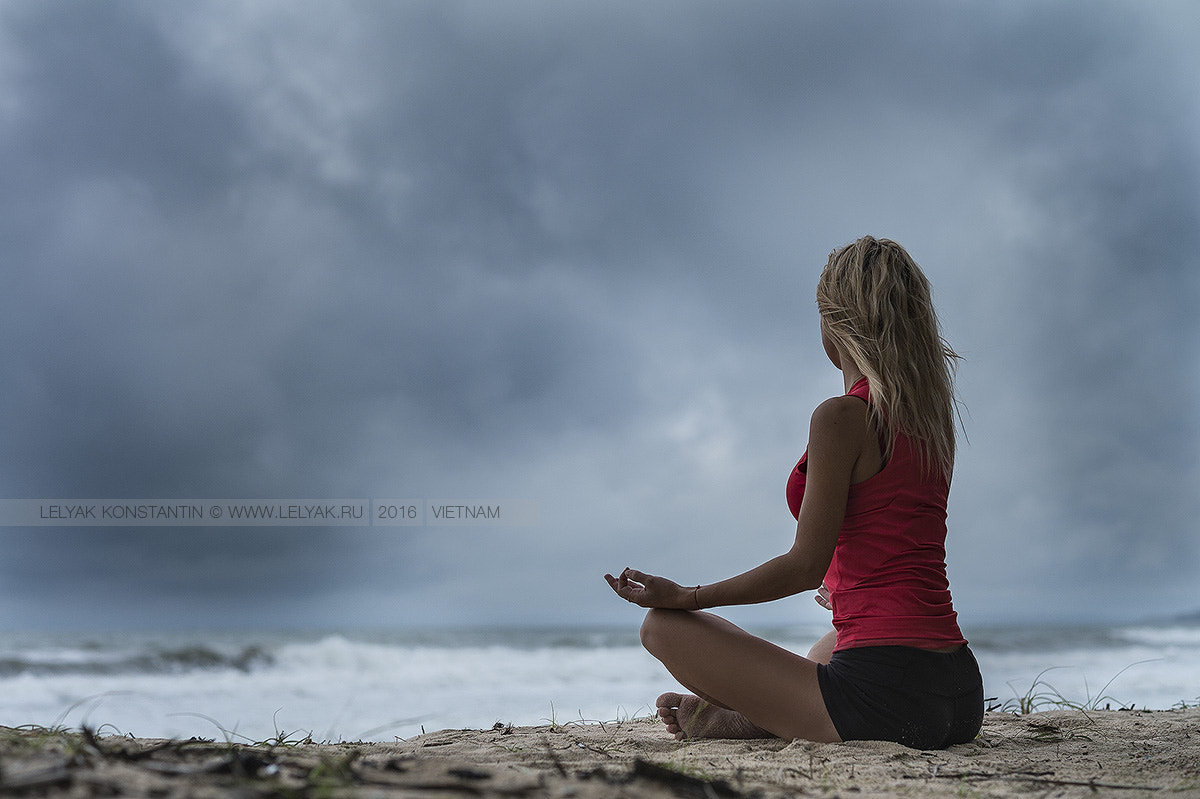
[996,661,1155,715]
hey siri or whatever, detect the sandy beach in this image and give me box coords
[3,708,1198,797]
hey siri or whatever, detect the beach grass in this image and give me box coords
[993,661,1160,715]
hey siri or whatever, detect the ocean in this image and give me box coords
[2,623,1197,743]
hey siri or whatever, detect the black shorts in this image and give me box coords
[816,644,984,750]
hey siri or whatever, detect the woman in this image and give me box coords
[605,236,983,749]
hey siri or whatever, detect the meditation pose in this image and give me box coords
[606,236,983,749]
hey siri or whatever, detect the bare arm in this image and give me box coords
[605,395,864,609]
[693,396,861,607]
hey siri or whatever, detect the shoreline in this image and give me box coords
[4,708,1198,797]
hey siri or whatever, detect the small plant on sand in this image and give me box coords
[169,710,316,749]
[998,662,1150,715]
[253,726,315,748]
[0,724,73,755]
[248,709,316,747]
[541,704,649,733]
[542,702,565,732]
[998,668,1074,714]
[610,705,654,724]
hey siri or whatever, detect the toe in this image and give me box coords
[656,692,684,710]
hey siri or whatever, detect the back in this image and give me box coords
[788,377,965,651]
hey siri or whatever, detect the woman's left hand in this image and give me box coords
[604,568,695,610]
[815,581,833,611]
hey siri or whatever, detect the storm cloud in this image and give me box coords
[1,1,1196,629]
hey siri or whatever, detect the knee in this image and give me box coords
[806,628,838,664]
[639,608,662,650]
[639,607,685,655]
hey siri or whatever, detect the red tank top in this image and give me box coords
[786,377,966,651]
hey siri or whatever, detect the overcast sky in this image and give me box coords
[1,1,1197,632]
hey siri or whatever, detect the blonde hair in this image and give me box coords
[816,236,962,479]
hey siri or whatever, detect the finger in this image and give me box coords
[623,568,650,584]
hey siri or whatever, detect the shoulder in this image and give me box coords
[804,395,868,480]
[808,395,869,448]
[811,394,869,428]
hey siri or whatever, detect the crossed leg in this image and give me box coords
[640,609,841,742]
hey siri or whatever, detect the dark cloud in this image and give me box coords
[3,2,248,204]
[0,1,1196,628]
[947,4,1200,607]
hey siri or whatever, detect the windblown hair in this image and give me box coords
[816,236,962,479]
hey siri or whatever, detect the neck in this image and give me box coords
[841,365,865,393]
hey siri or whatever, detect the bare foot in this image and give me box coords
[655,692,775,740]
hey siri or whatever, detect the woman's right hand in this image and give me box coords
[604,568,695,610]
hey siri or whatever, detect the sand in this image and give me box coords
[2,708,1198,797]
